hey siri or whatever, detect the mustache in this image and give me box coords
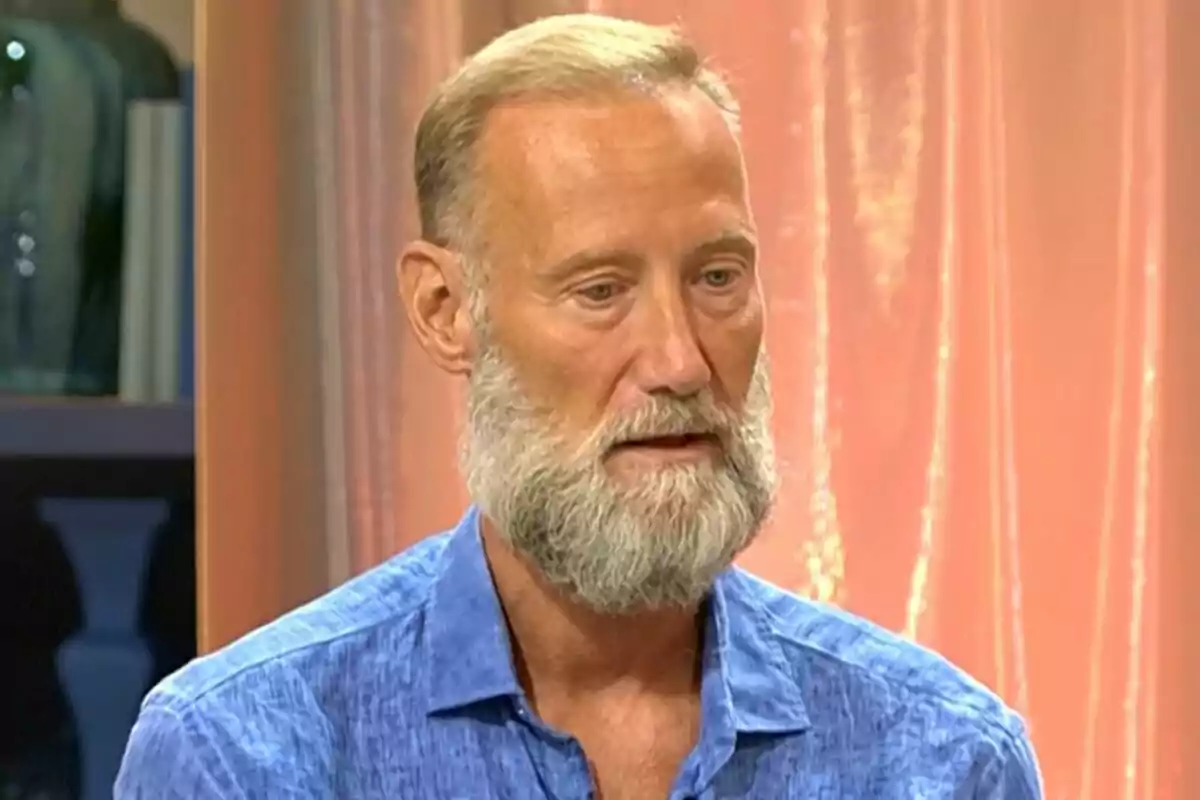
[584,393,738,453]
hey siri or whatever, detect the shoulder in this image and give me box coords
[728,569,1017,724]
[727,569,1042,794]
[116,531,455,795]
[153,530,453,710]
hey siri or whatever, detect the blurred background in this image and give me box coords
[1,1,1197,798]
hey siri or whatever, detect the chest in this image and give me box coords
[339,706,702,799]
[329,713,984,799]
[573,726,694,800]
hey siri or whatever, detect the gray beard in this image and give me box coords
[459,335,777,615]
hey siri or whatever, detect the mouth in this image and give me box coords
[618,433,717,448]
[609,432,721,463]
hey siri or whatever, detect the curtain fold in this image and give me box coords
[224,1,1196,796]
[304,0,470,581]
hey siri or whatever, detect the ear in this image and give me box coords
[397,240,473,375]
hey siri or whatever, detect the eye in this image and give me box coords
[699,266,742,290]
[574,280,626,306]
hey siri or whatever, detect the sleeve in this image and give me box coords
[975,720,1045,799]
[114,701,246,800]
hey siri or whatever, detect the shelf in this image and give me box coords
[0,399,194,459]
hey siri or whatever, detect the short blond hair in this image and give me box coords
[413,13,740,251]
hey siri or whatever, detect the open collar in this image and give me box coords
[422,505,811,738]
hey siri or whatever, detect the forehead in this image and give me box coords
[473,86,752,267]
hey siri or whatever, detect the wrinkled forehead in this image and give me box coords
[469,86,750,270]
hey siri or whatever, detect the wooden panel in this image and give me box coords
[194,0,328,652]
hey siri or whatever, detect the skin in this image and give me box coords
[398,83,763,799]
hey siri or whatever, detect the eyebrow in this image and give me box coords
[542,229,758,281]
[684,231,758,268]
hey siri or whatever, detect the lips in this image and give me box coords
[617,432,717,448]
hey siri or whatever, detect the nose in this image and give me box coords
[632,289,712,398]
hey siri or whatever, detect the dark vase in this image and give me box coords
[0,0,178,396]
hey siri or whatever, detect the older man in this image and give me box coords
[116,13,1042,799]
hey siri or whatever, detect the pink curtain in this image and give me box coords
[308,1,1198,795]
[301,0,467,579]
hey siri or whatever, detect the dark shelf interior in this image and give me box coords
[0,456,196,797]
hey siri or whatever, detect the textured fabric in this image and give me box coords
[116,507,1043,798]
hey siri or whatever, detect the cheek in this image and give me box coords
[554,352,627,425]
[503,331,625,425]
[701,313,764,404]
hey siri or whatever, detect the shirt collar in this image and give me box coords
[709,569,811,734]
[423,505,811,736]
[424,507,523,713]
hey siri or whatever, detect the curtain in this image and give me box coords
[205,1,1200,796]
[309,0,598,578]
[579,3,1185,795]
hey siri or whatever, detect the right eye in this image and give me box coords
[574,281,626,307]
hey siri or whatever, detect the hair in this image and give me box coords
[413,13,740,258]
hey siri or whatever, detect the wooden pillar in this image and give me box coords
[194,0,329,652]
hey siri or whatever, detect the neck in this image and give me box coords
[480,518,706,709]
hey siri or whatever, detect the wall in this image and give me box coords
[120,0,192,63]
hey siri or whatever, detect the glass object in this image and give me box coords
[0,0,178,396]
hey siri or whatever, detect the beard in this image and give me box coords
[459,332,778,615]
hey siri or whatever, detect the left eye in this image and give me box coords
[700,268,738,288]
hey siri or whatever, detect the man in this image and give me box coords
[117,13,1043,799]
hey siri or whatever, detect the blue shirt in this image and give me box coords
[116,507,1043,798]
